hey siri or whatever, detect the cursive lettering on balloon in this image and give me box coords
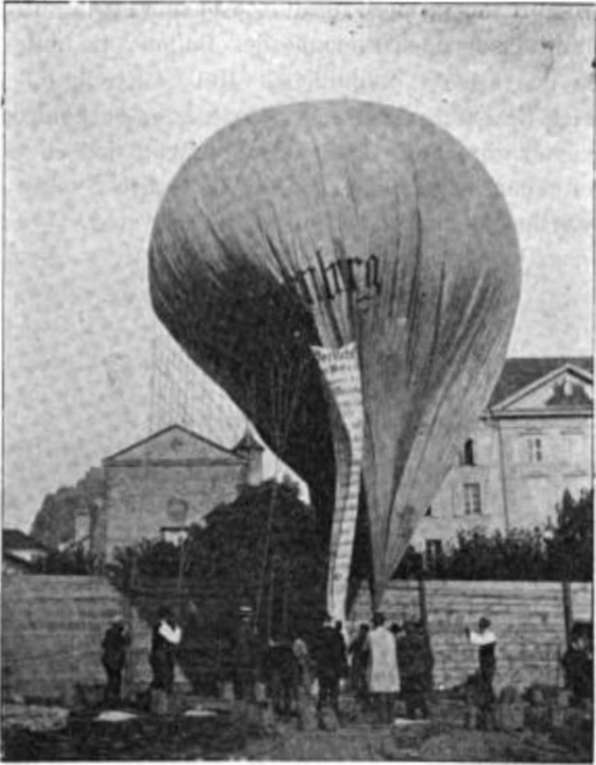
[287,252,381,306]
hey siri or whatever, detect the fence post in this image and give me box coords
[417,576,428,629]
[417,576,434,691]
[122,579,136,698]
[561,580,573,650]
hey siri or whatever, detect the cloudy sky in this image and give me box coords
[4,3,593,530]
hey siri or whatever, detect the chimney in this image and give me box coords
[234,428,265,487]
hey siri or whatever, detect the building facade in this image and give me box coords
[411,358,593,558]
[2,530,49,575]
[86,358,591,563]
[92,424,263,560]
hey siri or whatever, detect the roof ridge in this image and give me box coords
[489,356,593,408]
[104,423,242,463]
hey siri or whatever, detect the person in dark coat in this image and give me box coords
[313,614,345,717]
[349,623,370,708]
[150,606,182,694]
[562,630,593,705]
[264,638,300,717]
[234,605,260,702]
[397,621,429,719]
[335,621,349,680]
[101,615,130,705]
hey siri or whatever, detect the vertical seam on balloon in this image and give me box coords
[385,281,499,569]
[344,173,362,337]
[405,207,423,385]
[424,260,447,383]
[309,131,346,349]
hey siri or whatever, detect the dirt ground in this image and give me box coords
[244,723,587,762]
[2,694,592,762]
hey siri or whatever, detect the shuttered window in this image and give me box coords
[463,482,482,515]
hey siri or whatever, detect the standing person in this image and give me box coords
[561,629,592,706]
[335,621,349,682]
[264,637,299,717]
[398,621,429,719]
[292,633,312,691]
[465,617,497,730]
[150,606,182,696]
[234,605,259,702]
[101,615,130,705]
[367,612,400,724]
[348,623,370,708]
[313,614,345,721]
[292,633,318,731]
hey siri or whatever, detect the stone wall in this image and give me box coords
[349,579,593,691]
[1,575,153,703]
[4,574,591,703]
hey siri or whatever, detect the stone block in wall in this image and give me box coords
[570,583,593,621]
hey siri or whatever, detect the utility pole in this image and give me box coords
[267,555,276,643]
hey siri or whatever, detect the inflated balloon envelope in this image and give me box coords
[149,100,521,618]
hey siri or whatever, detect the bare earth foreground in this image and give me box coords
[2,692,592,761]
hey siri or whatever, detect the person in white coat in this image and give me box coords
[366,611,400,724]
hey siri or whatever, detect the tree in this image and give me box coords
[30,466,104,549]
[393,489,593,581]
[185,480,328,640]
[547,489,593,581]
[110,480,328,691]
[29,544,98,575]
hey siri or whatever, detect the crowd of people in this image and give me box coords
[100,605,435,723]
[230,607,440,726]
[100,606,592,728]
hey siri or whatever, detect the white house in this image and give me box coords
[412,357,593,561]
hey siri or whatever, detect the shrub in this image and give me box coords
[29,544,98,575]
[401,489,593,581]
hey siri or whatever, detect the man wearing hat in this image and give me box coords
[150,606,182,696]
[234,604,259,702]
[101,614,131,705]
[465,617,497,729]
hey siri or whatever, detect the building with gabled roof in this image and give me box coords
[86,357,592,564]
[93,424,263,559]
[412,357,593,561]
[2,529,49,574]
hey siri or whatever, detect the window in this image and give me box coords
[425,539,443,565]
[161,526,188,545]
[166,497,189,525]
[425,506,432,517]
[463,482,482,515]
[464,439,475,466]
[526,437,543,463]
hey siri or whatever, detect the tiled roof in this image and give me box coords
[488,357,593,408]
[3,529,48,552]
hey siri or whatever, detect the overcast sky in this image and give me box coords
[4,3,593,530]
